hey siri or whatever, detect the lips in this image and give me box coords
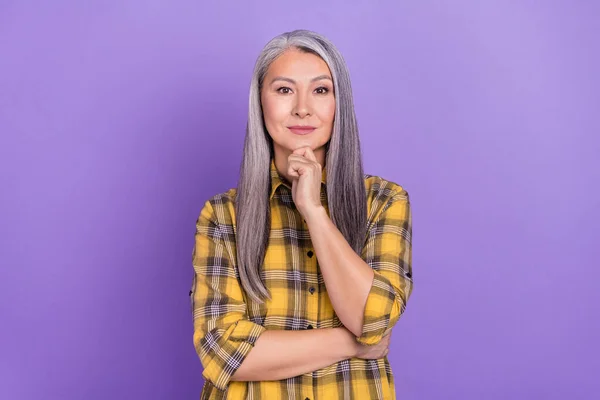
[288,126,316,135]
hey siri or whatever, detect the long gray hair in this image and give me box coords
[235,29,367,303]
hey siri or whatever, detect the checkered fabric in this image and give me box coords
[190,159,413,399]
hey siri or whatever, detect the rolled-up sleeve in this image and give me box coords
[190,200,266,390]
[357,190,413,345]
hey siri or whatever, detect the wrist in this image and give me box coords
[303,205,327,225]
[334,327,358,359]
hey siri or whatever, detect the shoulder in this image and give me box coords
[364,174,409,201]
[364,174,410,222]
[197,188,238,226]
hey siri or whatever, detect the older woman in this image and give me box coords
[190,29,413,399]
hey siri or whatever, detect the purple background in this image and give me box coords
[1,1,598,399]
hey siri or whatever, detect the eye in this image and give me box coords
[277,87,293,94]
[315,86,330,95]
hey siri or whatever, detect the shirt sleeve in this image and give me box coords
[190,200,267,391]
[356,189,413,345]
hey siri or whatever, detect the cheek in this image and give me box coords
[262,95,287,126]
[261,97,273,125]
[320,98,336,125]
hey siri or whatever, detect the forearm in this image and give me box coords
[304,206,375,337]
[231,327,355,382]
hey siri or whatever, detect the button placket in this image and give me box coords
[305,242,318,347]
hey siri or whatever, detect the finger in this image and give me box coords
[287,157,317,178]
[287,161,308,178]
[287,155,313,172]
[291,146,313,158]
[286,160,301,178]
[294,146,318,163]
[288,156,320,177]
[287,154,312,165]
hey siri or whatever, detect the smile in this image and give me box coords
[287,126,316,135]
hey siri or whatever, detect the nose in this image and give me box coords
[292,92,311,118]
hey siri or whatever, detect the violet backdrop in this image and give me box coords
[1,1,598,399]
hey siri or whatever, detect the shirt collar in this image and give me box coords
[269,158,327,200]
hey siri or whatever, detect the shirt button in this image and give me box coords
[406,272,412,278]
[308,286,315,294]
[307,324,313,329]
[307,250,314,258]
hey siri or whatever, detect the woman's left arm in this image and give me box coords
[304,190,413,345]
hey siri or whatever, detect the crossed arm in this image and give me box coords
[190,192,412,390]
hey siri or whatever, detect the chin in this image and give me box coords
[273,136,329,154]
[291,137,328,150]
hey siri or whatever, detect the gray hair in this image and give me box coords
[235,29,367,303]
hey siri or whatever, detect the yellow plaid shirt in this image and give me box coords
[190,159,413,399]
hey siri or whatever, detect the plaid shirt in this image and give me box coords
[190,159,413,399]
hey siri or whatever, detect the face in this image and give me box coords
[260,48,335,166]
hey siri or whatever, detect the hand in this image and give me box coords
[338,327,392,360]
[354,332,392,360]
[287,147,323,218]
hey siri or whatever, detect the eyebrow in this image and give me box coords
[270,75,333,85]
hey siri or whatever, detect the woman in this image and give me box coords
[190,29,413,400]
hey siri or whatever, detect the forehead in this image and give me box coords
[266,48,332,79]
